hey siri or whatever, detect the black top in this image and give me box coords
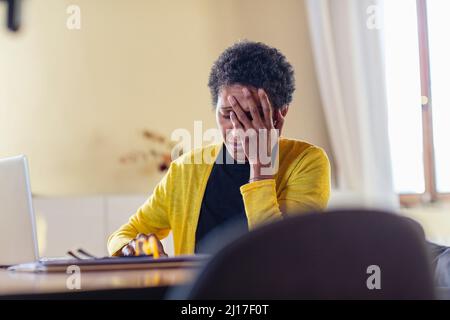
[195,145,250,253]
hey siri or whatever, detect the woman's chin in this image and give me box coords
[225,144,247,162]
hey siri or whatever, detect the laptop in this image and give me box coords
[0,155,209,272]
[0,155,39,266]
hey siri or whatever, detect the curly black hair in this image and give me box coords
[208,40,295,109]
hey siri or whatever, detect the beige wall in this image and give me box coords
[0,0,331,195]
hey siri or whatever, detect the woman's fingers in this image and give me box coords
[136,233,147,240]
[121,243,135,256]
[228,95,252,129]
[134,233,148,255]
[258,89,273,128]
[150,234,168,257]
[242,88,264,129]
[229,111,242,129]
[275,109,285,131]
[127,233,167,257]
[146,234,167,257]
[120,233,168,257]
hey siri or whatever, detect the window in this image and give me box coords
[384,0,450,205]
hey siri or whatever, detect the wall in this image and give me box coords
[0,0,332,195]
[33,195,175,257]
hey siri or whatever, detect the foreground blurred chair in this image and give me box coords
[170,209,435,299]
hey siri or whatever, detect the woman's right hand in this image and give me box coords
[119,233,167,257]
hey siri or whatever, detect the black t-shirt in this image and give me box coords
[195,145,250,253]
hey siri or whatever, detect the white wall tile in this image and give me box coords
[33,196,106,258]
[34,195,176,258]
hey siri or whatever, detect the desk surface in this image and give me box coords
[0,267,196,298]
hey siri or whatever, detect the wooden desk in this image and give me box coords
[0,267,197,299]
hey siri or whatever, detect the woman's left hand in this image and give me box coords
[228,87,285,181]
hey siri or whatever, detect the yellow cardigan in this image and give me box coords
[107,137,331,256]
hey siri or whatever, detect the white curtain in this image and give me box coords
[305,0,398,209]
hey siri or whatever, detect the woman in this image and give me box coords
[107,41,331,256]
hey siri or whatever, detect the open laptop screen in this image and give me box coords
[0,155,38,266]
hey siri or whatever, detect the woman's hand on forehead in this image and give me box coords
[227,87,284,132]
[231,86,263,112]
[226,87,285,179]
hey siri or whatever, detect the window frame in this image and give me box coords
[399,0,450,207]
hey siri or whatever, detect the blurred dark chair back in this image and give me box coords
[172,209,435,299]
